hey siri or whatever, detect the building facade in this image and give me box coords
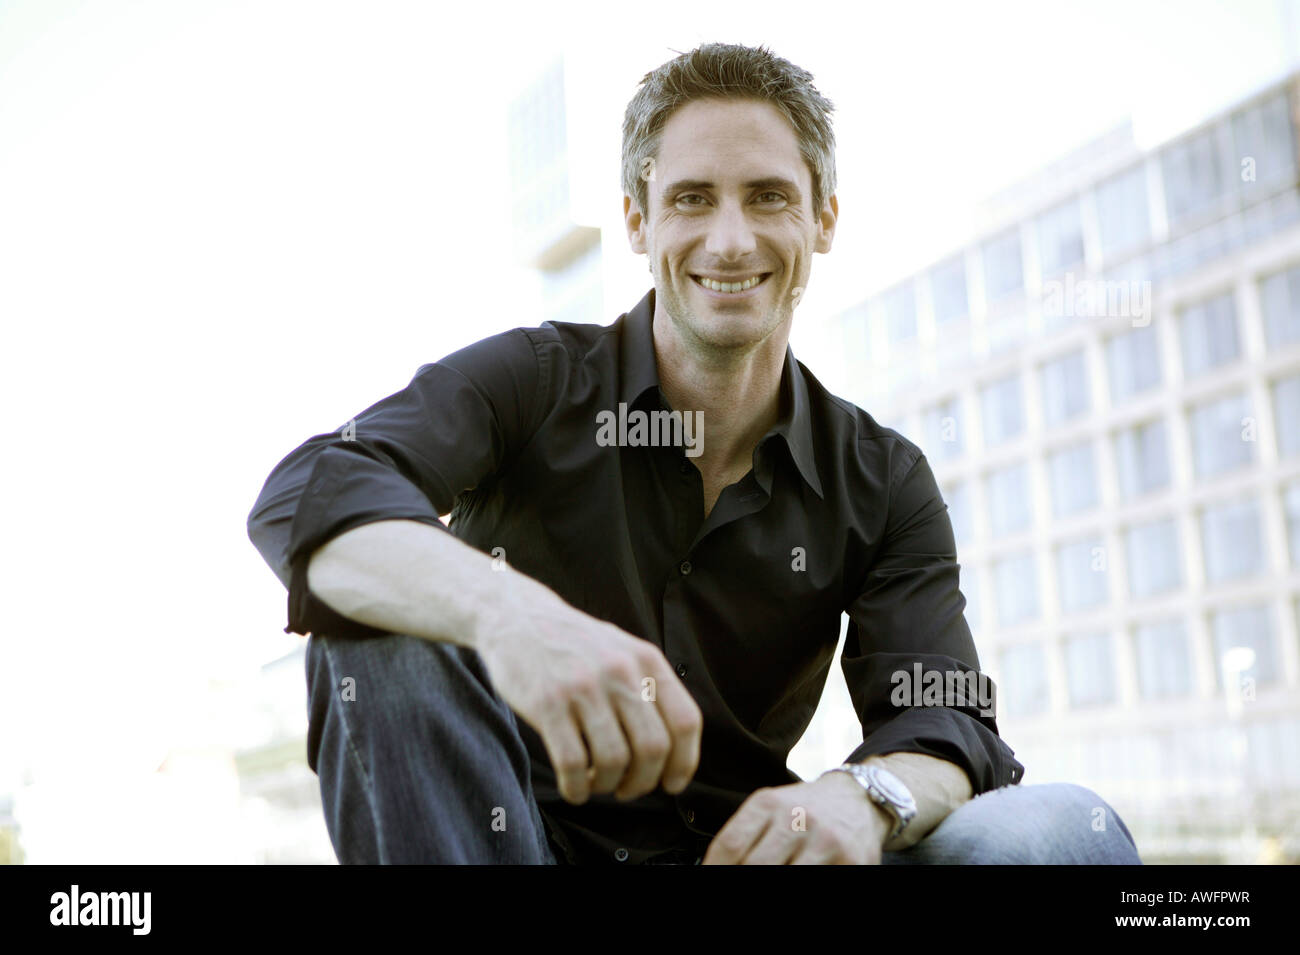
[812,73,1300,864]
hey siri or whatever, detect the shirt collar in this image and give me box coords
[617,286,824,500]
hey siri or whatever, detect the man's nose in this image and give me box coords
[704,199,757,262]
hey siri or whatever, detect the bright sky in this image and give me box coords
[1,0,1295,860]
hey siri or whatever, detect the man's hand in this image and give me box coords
[473,572,703,806]
[702,772,891,864]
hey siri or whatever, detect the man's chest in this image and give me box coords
[452,428,856,655]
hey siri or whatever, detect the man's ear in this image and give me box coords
[625,194,647,255]
[814,193,838,254]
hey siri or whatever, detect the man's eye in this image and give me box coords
[678,194,705,206]
[757,191,785,203]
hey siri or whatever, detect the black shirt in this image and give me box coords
[246,286,1024,865]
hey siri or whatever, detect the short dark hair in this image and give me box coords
[622,42,837,219]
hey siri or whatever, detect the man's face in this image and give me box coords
[626,97,836,352]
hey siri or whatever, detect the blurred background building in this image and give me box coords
[794,70,1300,864]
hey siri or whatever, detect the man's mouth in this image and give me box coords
[690,272,771,295]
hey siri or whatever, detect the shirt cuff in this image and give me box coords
[843,706,1025,794]
[283,510,453,639]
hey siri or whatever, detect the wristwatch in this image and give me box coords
[821,761,917,842]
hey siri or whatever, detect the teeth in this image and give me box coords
[694,274,765,293]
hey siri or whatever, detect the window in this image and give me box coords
[1273,374,1300,459]
[999,642,1049,716]
[923,397,964,462]
[1135,619,1193,699]
[1047,440,1099,517]
[1161,126,1227,228]
[986,462,1032,537]
[1211,604,1278,690]
[983,228,1024,302]
[1259,263,1300,348]
[945,481,974,547]
[1040,349,1090,426]
[1189,391,1253,479]
[1180,291,1240,378]
[1064,631,1115,708]
[1107,324,1162,403]
[1056,536,1109,613]
[1231,91,1296,194]
[930,255,969,325]
[1037,197,1085,278]
[1095,164,1151,257]
[994,551,1040,626]
[880,282,917,344]
[1286,481,1300,568]
[980,374,1024,446]
[1201,497,1264,584]
[1125,517,1182,598]
[1114,418,1171,499]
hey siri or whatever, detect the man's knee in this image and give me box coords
[893,782,1142,864]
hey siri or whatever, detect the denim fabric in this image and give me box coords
[305,632,1141,865]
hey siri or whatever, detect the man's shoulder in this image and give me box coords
[800,360,925,480]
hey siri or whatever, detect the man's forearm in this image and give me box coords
[304,518,545,650]
[859,752,973,852]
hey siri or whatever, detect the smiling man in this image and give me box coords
[247,42,1142,865]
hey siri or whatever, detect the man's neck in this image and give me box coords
[651,307,787,474]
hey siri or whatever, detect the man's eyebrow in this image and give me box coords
[660,177,802,199]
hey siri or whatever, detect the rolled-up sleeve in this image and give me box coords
[246,326,548,638]
[840,449,1024,794]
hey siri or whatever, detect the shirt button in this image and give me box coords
[684,808,696,824]
[614,847,629,862]
[676,663,689,678]
[679,560,692,576]
[679,461,692,475]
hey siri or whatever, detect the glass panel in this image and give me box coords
[1056,537,1109,613]
[1047,440,1099,517]
[994,551,1040,626]
[1064,631,1115,707]
[1189,392,1253,479]
[1180,291,1240,378]
[999,642,1049,716]
[1273,374,1300,459]
[1231,91,1296,193]
[1037,197,1085,277]
[986,462,1032,537]
[1211,604,1277,689]
[1107,324,1161,403]
[983,228,1024,302]
[980,374,1024,446]
[1161,126,1227,228]
[1126,517,1182,598]
[923,397,964,461]
[1040,349,1090,426]
[1259,264,1300,348]
[1114,419,1171,499]
[945,481,973,548]
[1135,619,1193,699]
[1095,164,1151,257]
[881,282,917,344]
[930,255,969,325]
[1201,497,1264,584]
